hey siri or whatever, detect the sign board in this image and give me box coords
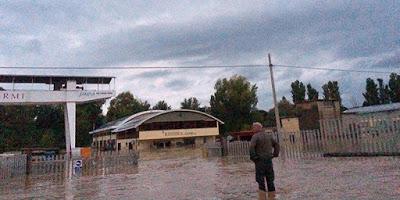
[73,160,83,168]
[0,90,115,105]
[139,127,219,140]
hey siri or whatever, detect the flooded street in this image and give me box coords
[1,150,400,200]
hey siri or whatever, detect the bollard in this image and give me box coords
[26,150,32,175]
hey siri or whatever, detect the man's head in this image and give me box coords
[252,122,263,132]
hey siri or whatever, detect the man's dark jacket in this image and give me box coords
[249,131,280,161]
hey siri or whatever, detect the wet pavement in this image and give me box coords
[1,149,399,200]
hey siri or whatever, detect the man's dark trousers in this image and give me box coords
[255,158,275,192]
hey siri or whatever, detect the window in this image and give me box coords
[184,138,195,145]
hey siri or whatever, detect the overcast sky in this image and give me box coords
[1,0,399,112]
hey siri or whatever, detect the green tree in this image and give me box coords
[377,78,391,104]
[34,105,64,148]
[181,97,201,110]
[76,102,105,147]
[388,73,400,103]
[290,80,306,103]
[271,96,296,117]
[210,75,258,132]
[39,130,56,147]
[362,78,380,106]
[267,96,297,127]
[250,110,268,125]
[322,81,341,102]
[152,100,172,110]
[199,106,211,114]
[106,92,150,121]
[0,98,106,151]
[306,83,319,101]
[0,106,38,151]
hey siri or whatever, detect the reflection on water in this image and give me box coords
[1,149,400,200]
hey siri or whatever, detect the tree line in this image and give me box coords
[290,80,341,104]
[289,73,400,107]
[362,73,400,106]
[0,75,261,151]
[0,101,104,152]
[1,73,400,152]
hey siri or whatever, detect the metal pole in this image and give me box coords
[268,54,286,161]
[268,54,281,131]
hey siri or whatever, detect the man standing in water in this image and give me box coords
[249,122,280,200]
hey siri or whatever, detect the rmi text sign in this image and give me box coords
[0,90,115,105]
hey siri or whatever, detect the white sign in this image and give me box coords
[73,160,83,168]
[0,90,115,105]
[163,131,196,137]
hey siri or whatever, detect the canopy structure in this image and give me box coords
[0,74,116,156]
[0,75,114,84]
[90,109,224,134]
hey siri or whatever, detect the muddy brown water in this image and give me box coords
[1,149,399,200]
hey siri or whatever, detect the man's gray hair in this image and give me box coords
[252,122,263,128]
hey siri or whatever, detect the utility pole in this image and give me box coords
[268,54,281,131]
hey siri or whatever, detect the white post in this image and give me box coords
[64,105,71,154]
[65,80,77,156]
[65,102,76,151]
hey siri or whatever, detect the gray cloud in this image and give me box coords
[164,79,191,91]
[125,70,173,80]
[370,50,400,69]
[0,0,399,110]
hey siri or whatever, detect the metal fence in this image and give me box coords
[320,115,400,155]
[0,154,27,179]
[226,141,251,157]
[204,143,223,157]
[0,151,139,180]
[220,115,400,158]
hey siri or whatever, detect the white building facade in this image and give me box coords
[90,109,224,151]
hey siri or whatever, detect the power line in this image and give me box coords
[0,63,398,74]
[274,64,398,74]
[0,64,266,70]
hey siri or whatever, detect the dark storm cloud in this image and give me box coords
[0,0,399,109]
[60,1,399,69]
[164,79,191,90]
[125,70,173,80]
[370,50,400,69]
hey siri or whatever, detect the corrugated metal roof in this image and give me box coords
[90,116,130,133]
[0,75,114,84]
[343,103,400,114]
[89,110,163,134]
[112,111,165,133]
[89,109,224,134]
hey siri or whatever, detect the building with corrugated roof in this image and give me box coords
[343,103,400,115]
[90,109,224,151]
[341,103,400,132]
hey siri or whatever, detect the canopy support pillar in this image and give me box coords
[64,80,77,156]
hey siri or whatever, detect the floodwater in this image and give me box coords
[1,149,400,200]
